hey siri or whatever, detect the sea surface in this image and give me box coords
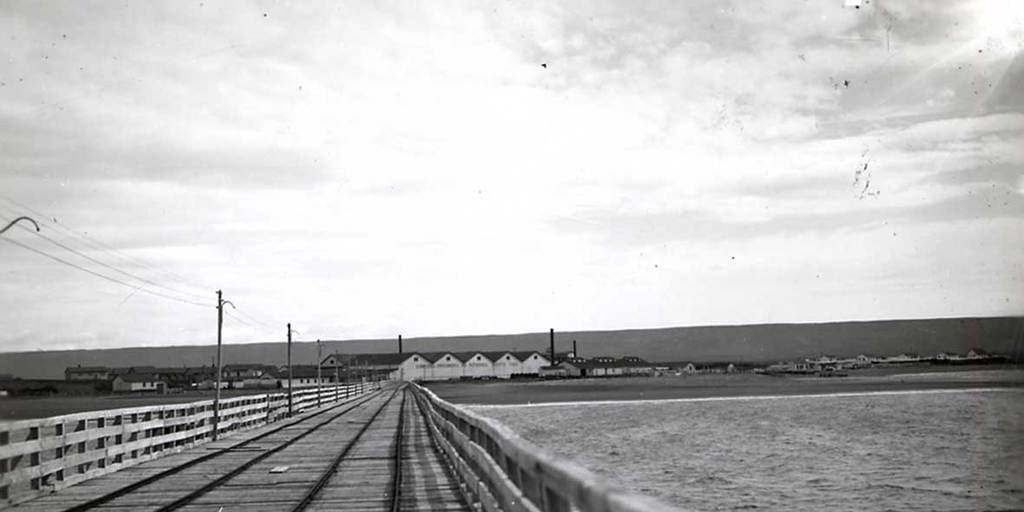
[472,388,1024,511]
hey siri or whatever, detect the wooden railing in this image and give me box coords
[411,383,678,512]
[0,382,377,509]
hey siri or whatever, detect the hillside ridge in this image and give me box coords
[2,316,1021,379]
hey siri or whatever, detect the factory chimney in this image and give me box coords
[549,328,555,364]
[573,339,578,358]
[398,334,403,354]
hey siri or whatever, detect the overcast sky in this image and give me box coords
[1,0,1022,352]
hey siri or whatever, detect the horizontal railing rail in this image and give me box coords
[0,381,377,509]
[411,383,678,512]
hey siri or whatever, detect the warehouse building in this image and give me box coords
[321,350,552,381]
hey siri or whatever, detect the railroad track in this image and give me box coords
[17,385,470,512]
[284,385,467,511]
[51,388,388,512]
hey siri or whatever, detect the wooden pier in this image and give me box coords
[8,386,467,512]
[5,383,678,512]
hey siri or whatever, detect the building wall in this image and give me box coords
[463,353,493,378]
[395,355,426,380]
[519,353,550,375]
[67,372,108,381]
[492,354,520,379]
[431,354,464,380]
[112,379,158,392]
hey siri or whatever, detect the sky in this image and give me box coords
[0,0,1022,353]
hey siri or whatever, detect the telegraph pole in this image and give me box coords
[334,360,340,401]
[316,339,323,408]
[287,324,295,417]
[211,291,234,441]
[213,290,223,441]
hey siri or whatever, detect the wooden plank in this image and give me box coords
[2,386,379,510]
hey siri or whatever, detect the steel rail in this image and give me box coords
[63,388,382,512]
[153,388,394,512]
[291,385,406,512]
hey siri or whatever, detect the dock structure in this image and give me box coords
[3,384,677,512]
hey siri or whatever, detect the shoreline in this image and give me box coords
[465,386,1021,409]
[425,366,1024,406]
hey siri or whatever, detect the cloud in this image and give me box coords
[1,0,1022,352]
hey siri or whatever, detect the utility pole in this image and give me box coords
[212,290,233,441]
[345,358,350,399]
[287,324,297,417]
[334,358,340,402]
[316,339,323,408]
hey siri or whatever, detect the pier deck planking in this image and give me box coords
[10,387,470,512]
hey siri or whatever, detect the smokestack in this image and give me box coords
[573,339,577,358]
[549,328,555,364]
[398,334,403,354]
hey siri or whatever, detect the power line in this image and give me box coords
[2,236,212,309]
[1,203,279,328]
[1,196,208,292]
[0,197,212,293]
[223,309,256,328]
[19,223,210,303]
[232,306,276,329]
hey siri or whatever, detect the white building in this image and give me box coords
[514,351,551,375]
[112,374,164,393]
[460,352,494,378]
[487,352,519,378]
[428,353,465,380]
[320,350,551,382]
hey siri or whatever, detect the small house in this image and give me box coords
[966,348,989,359]
[112,374,165,393]
[65,366,111,381]
[538,365,568,378]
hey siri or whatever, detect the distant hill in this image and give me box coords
[2,316,1021,379]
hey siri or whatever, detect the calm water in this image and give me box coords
[474,389,1024,511]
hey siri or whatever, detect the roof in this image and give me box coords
[618,356,650,367]
[453,351,492,362]
[268,365,325,379]
[223,363,274,371]
[421,352,465,363]
[154,367,191,375]
[510,351,545,361]
[66,366,109,373]
[559,357,650,369]
[325,350,552,366]
[480,351,513,361]
[111,366,157,375]
[115,373,161,383]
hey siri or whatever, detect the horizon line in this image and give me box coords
[2,313,1021,355]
